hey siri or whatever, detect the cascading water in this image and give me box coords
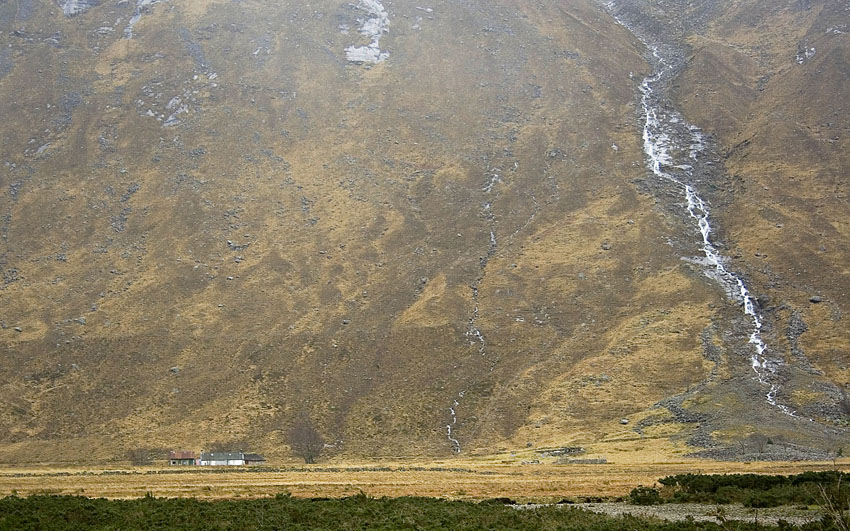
[605,2,795,416]
[446,171,502,453]
[447,392,464,453]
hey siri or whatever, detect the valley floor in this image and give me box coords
[1,460,847,501]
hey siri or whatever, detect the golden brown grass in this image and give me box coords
[1,459,847,502]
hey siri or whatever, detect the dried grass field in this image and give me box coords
[1,459,847,502]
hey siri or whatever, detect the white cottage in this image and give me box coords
[199,451,245,466]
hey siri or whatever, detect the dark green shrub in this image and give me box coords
[479,497,517,505]
[656,471,850,506]
[745,492,779,508]
[0,493,810,530]
[713,485,742,505]
[629,485,662,505]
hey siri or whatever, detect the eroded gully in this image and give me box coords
[604,1,796,417]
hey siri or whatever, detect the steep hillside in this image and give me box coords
[600,0,850,457]
[669,0,850,420]
[0,0,846,464]
[645,0,850,429]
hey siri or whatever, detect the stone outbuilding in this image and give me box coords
[243,453,267,465]
[168,450,196,466]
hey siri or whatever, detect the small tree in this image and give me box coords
[287,414,324,464]
[127,448,152,466]
[748,433,769,455]
[839,389,850,417]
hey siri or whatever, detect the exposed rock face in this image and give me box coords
[344,0,390,64]
[58,0,99,17]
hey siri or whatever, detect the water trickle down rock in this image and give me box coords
[124,0,165,39]
[58,0,99,17]
[345,0,390,64]
[604,0,797,417]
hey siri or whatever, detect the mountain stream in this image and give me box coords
[604,1,796,417]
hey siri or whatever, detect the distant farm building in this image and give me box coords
[167,450,265,466]
[168,450,196,466]
[243,453,267,465]
[199,452,244,466]
[198,452,266,466]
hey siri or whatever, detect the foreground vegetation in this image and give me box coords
[631,471,850,509]
[0,493,844,531]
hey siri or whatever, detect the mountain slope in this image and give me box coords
[664,0,850,427]
[0,0,846,464]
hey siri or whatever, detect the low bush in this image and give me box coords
[629,486,662,505]
[655,471,850,508]
[0,494,802,530]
